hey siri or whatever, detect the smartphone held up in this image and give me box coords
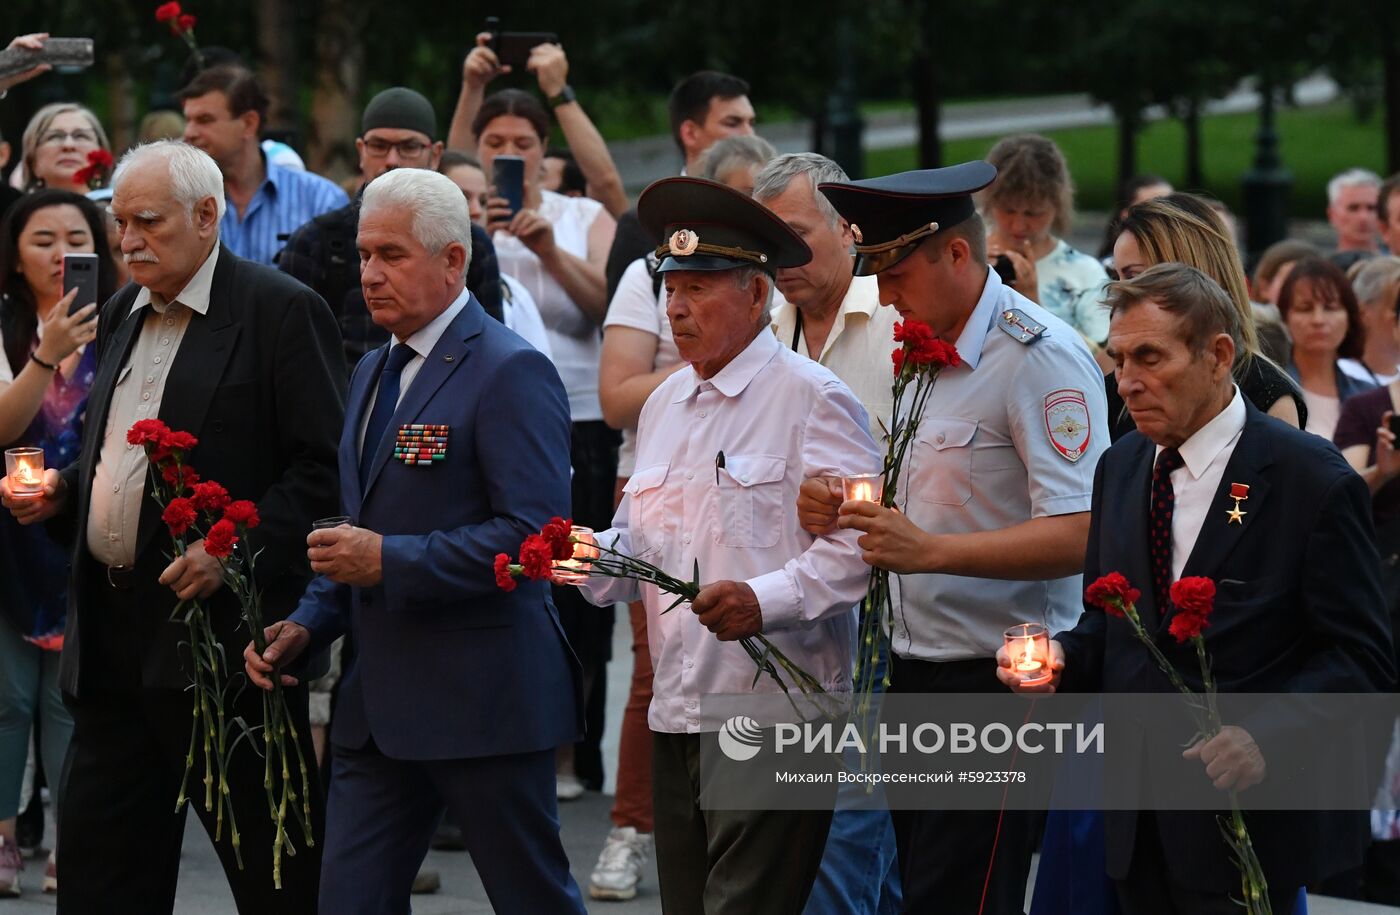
[62,253,100,319]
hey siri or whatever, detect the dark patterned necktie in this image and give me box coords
[359,343,415,489]
[1150,447,1184,616]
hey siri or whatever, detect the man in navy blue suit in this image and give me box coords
[1000,263,1395,914]
[244,167,586,914]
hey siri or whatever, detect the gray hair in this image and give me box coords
[1106,262,1243,356]
[732,265,774,322]
[1352,255,1400,311]
[697,135,777,185]
[752,153,849,229]
[361,168,474,258]
[1328,167,1381,204]
[113,140,226,222]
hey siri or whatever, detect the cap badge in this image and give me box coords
[668,229,700,257]
[850,223,863,244]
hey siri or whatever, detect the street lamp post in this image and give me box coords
[1242,74,1292,264]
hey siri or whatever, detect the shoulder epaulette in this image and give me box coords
[996,308,1045,344]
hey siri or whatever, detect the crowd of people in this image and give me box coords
[0,24,1399,915]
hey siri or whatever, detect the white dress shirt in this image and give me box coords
[578,329,880,733]
[88,245,219,566]
[356,287,469,454]
[769,273,898,445]
[1154,385,1247,583]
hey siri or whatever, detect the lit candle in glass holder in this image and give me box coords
[4,447,45,499]
[1004,622,1052,686]
[842,473,884,504]
[552,525,598,584]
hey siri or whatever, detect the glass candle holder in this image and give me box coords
[552,525,598,584]
[1004,622,1052,686]
[842,473,884,504]
[4,447,44,499]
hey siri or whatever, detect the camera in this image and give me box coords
[993,254,1018,287]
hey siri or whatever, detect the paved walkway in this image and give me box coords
[5,605,1395,913]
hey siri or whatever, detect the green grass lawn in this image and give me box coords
[865,101,1390,219]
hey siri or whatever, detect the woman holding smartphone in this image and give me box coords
[473,88,619,802]
[0,189,111,897]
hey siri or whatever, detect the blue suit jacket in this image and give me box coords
[1058,402,1395,891]
[290,294,583,760]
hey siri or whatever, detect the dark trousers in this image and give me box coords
[57,684,322,915]
[554,418,619,788]
[889,655,1036,915]
[319,738,584,915]
[1114,812,1300,915]
[652,731,833,915]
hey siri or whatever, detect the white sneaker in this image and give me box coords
[556,774,585,801]
[588,826,653,901]
[0,836,21,898]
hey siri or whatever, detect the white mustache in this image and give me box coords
[124,252,159,264]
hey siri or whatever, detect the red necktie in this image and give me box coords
[1150,447,1184,616]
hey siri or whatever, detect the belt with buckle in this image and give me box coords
[105,564,134,590]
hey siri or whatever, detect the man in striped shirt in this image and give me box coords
[181,65,348,265]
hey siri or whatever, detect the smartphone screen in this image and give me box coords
[62,253,100,318]
[492,156,526,222]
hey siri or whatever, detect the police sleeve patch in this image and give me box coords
[1044,389,1091,462]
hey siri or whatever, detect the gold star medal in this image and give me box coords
[1226,482,1249,525]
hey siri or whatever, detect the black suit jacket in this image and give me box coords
[56,245,346,696]
[1057,402,1395,891]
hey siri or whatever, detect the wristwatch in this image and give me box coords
[548,85,577,110]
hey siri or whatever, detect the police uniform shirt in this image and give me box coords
[577,329,881,733]
[891,267,1109,662]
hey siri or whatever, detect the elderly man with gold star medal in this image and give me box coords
[797,162,1110,913]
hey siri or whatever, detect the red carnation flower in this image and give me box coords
[203,518,239,559]
[162,497,198,537]
[190,481,230,513]
[494,553,518,592]
[518,534,554,580]
[155,1,182,22]
[541,516,574,561]
[1085,571,1140,618]
[176,13,196,31]
[1167,577,1215,643]
[161,462,199,492]
[127,418,171,447]
[891,348,906,377]
[222,500,260,529]
[161,430,198,453]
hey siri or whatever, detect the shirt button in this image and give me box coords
[146,376,155,384]
[684,659,694,669]
[937,432,946,444]
[160,338,170,346]
[698,411,707,418]
[108,532,117,541]
[165,318,174,326]
[682,534,691,544]
[686,471,694,480]
[142,393,151,401]
[153,356,162,364]
[112,485,120,493]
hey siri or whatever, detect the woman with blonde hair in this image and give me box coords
[19,103,112,193]
[981,133,1110,344]
[1106,193,1304,439]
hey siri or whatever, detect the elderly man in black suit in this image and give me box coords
[1000,263,1395,914]
[1,139,344,913]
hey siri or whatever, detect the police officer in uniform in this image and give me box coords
[797,162,1110,914]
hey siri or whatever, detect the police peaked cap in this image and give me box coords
[818,161,997,275]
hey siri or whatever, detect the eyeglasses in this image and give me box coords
[39,129,99,147]
[362,137,429,158]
